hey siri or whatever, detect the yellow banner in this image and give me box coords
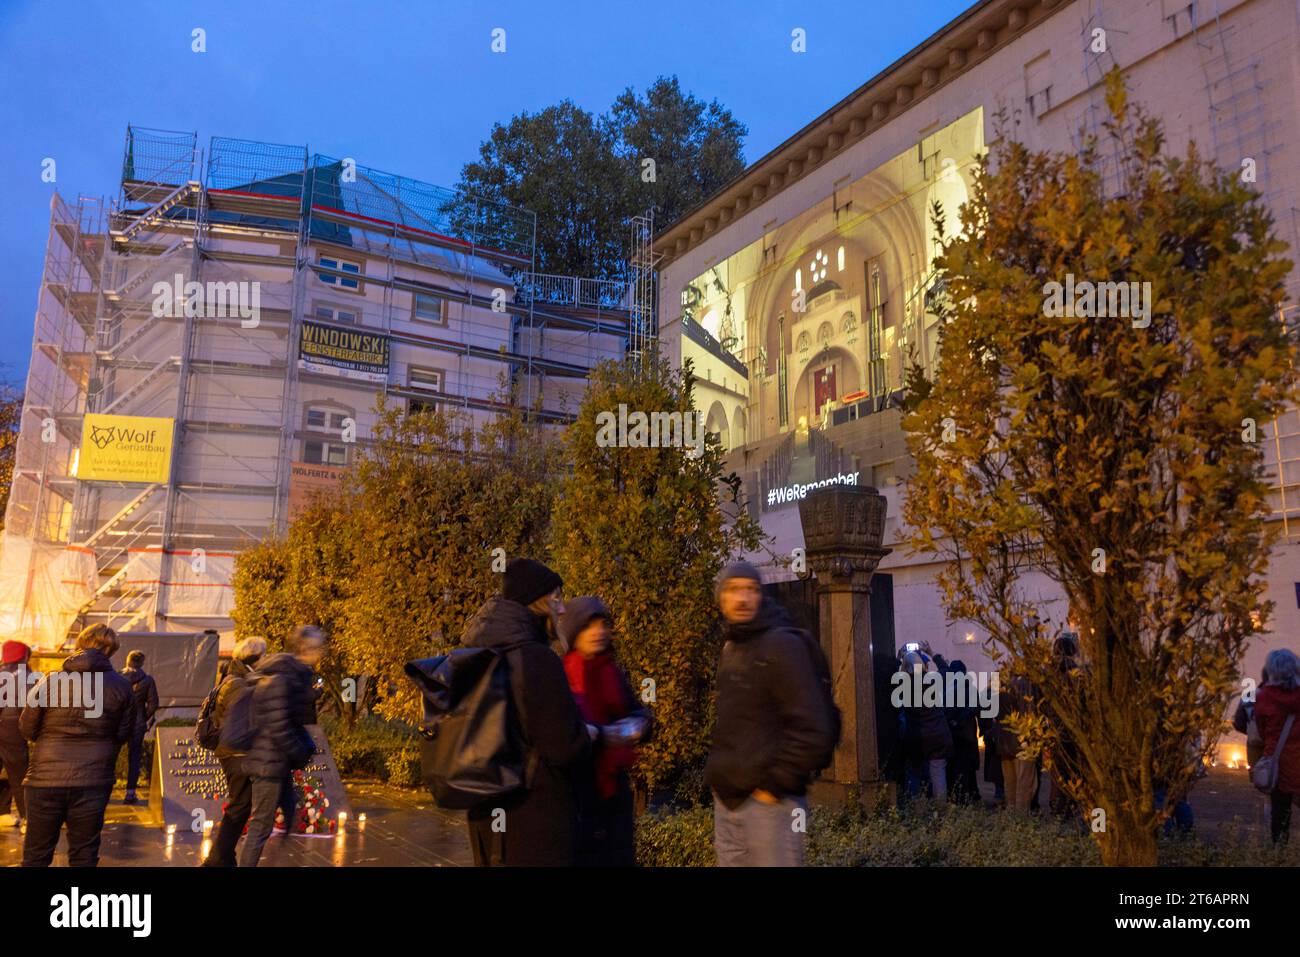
[78,414,174,483]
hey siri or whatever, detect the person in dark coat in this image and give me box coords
[560,596,650,867]
[463,558,594,866]
[237,629,322,867]
[20,624,137,867]
[896,646,952,804]
[119,650,159,805]
[707,561,835,867]
[1256,648,1300,844]
[201,636,267,867]
[0,641,33,827]
[937,656,980,803]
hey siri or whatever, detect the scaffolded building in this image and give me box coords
[1,126,632,648]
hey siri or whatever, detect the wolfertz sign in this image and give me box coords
[298,319,389,383]
[150,724,351,832]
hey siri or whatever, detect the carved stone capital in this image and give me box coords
[797,485,893,589]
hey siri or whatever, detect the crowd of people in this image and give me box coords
[0,559,1296,866]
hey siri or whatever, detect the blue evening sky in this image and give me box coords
[0,0,974,383]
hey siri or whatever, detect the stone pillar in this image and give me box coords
[797,485,891,792]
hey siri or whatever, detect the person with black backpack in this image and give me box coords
[119,650,159,805]
[200,636,267,867]
[706,561,837,867]
[236,628,323,867]
[458,558,594,866]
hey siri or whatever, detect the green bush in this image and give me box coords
[636,806,717,867]
[633,801,1300,867]
[321,714,421,786]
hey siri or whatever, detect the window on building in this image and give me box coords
[837,246,846,272]
[408,396,439,417]
[408,367,443,393]
[412,292,447,325]
[303,403,353,466]
[317,254,361,291]
[313,302,359,324]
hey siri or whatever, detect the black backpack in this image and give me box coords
[404,640,533,810]
[216,674,258,752]
[195,683,222,750]
[788,628,843,771]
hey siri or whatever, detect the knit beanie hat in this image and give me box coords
[502,557,563,607]
[558,596,612,647]
[1,640,29,665]
[715,560,763,601]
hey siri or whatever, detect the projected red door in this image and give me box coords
[814,365,837,416]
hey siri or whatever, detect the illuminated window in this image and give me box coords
[810,250,828,283]
[837,246,845,272]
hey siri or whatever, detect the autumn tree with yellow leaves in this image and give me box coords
[903,74,1297,866]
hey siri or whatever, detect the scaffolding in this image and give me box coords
[0,125,635,647]
[628,210,661,368]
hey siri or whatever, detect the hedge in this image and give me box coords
[634,801,1300,867]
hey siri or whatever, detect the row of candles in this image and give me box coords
[164,811,367,857]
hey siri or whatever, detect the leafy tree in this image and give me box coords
[452,101,624,279]
[902,73,1297,866]
[0,387,21,533]
[550,356,764,791]
[335,398,561,725]
[231,494,356,722]
[610,76,747,230]
[451,77,747,279]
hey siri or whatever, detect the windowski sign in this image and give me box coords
[77,413,175,483]
[298,319,390,383]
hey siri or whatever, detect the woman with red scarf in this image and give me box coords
[559,597,650,866]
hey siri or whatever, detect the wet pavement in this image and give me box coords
[0,780,474,867]
[0,765,1270,866]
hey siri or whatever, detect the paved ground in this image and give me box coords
[0,780,474,867]
[0,765,1270,866]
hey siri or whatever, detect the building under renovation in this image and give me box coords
[2,127,639,649]
[654,0,1300,759]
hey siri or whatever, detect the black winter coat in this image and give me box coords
[20,649,137,788]
[0,661,29,748]
[705,599,835,809]
[462,596,592,866]
[212,657,255,760]
[241,653,316,779]
[121,666,159,733]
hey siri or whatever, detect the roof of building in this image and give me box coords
[653,0,1062,266]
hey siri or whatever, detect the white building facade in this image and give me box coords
[655,0,1300,759]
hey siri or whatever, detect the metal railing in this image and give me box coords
[516,273,629,310]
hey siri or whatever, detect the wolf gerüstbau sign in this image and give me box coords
[77,414,175,483]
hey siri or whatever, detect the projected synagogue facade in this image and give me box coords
[678,109,980,454]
